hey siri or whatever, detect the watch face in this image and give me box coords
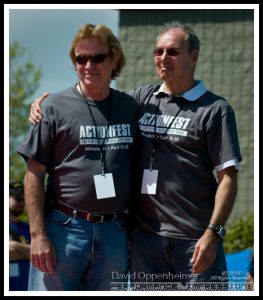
[218,227,226,238]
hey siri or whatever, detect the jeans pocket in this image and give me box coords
[46,209,72,226]
[115,218,126,231]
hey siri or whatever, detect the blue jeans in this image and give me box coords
[28,209,129,291]
[130,227,228,291]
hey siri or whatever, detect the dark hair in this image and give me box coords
[9,188,24,202]
[157,20,201,53]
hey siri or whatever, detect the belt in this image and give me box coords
[53,202,122,223]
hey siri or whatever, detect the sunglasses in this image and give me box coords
[153,48,182,57]
[75,54,109,65]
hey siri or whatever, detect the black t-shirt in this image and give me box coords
[18,86,139,213]
[129,83,242,239]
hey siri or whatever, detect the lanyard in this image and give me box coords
[79,83,112,174]
[149,97,183,170]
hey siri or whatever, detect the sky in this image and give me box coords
[6,4,258,102]
[8,6,119,100]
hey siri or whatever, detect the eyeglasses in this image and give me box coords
[153,48,182,57]
[75,54,109,65]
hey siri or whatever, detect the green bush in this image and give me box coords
[18,211,29,223]
[224,213,254,254]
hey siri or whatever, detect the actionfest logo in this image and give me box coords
[79,124,133,146]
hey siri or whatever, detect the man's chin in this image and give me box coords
[159,72,169,81]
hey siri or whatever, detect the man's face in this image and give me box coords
[9,195,24,217]
[74,38,116,89]
[154,28,198,85]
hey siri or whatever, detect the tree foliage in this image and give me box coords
[9,41,42,181]
[224,213,254,253]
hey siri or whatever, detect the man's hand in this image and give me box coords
[29,92,49,125]
[190,229,219,274]
[30,234,56,274]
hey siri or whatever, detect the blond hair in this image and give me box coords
[69,23,126,79]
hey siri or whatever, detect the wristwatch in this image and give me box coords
[207,224,226,239]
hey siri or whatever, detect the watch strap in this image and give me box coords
[207,224,219,231]
[207,224,225,239]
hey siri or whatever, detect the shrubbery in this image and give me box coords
[224,212,254,254]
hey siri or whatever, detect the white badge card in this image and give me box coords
[141,169,159,194]
[94,173,116,199]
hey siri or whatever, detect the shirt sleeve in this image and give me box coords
[206,103,242,168]
[17,105,55,166]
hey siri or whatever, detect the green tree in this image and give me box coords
[224,213,254,253]
[9,41,42,181]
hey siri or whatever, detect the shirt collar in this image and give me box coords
[153,80,207,101]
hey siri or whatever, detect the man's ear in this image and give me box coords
[191,49,199,66]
